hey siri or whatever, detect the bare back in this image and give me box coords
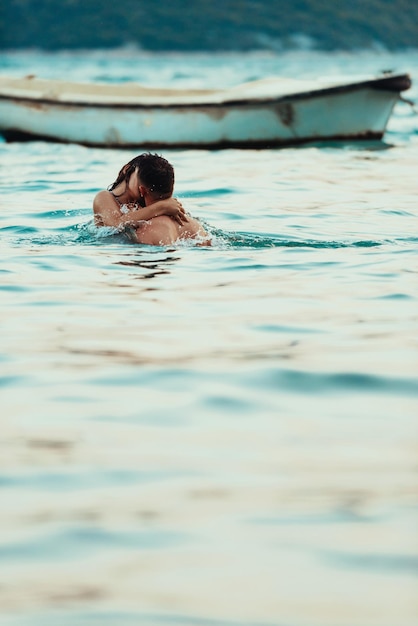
[133,215,210,246]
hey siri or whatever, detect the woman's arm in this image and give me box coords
[93,191,188,228]
[126,197,188,226]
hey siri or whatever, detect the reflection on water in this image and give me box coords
[115,255,181,280]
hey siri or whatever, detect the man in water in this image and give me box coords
[93,153,210,246]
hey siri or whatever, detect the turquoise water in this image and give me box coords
[1,49,417,626]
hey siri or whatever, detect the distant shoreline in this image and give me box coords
[2,0,418,52]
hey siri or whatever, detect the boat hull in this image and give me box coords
[0,74,411,148]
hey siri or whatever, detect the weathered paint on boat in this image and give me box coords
[0,73,411,148]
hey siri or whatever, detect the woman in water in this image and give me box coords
[93,153,188,231]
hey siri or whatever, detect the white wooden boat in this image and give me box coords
[0,72,411,149]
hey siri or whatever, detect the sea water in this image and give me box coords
[0,49,417,626]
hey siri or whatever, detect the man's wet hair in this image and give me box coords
[109,153,174,198]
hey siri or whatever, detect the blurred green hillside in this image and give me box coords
[1,0,417,50]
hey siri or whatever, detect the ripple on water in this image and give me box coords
[0,468,192,491]
[0,527,188,562]
[87,367,418,398]
[0,611,264,626]
[246,368,418,397]
[213,230,384,249]
[0,374,29,387]
[0,215,393,251]
[322,550,418,576]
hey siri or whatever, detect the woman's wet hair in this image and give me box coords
[108,153,174,198]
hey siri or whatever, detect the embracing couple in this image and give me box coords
[93,153,210,246]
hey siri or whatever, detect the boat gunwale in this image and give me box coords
[0,128,386,149]
[0,74,411,110]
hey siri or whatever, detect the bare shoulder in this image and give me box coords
[93,190,114,212]
[179,215,211,244]
[93,190,119,226]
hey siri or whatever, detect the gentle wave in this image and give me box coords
[1,220,393,250]
[1,611,257,626]
[322,551,418,576]
[0,469,192,491]
[212,229,385,249]
[0,527,188,562]
[86,366,418,397]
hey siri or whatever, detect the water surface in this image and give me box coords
[1,49,417,626]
